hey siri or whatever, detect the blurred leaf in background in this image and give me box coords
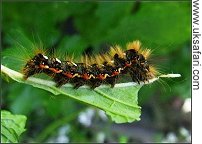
[1,110,27,143]
[1,1,191,143]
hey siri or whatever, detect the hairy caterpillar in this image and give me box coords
[22,40,158,89]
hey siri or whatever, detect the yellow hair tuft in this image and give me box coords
[109,45,124,58]
[126,40,141,51]
[140,49,151,59]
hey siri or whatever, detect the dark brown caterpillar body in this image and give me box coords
[23,41,157,89]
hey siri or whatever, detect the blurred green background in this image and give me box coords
[1,1,191,143]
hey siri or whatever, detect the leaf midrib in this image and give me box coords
[52,86,140,119]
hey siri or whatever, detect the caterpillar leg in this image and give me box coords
[89,79,103,89]
[129,71,140,84]
[53,74,70,87]
[105,76,118,88]
[70,78,86,89]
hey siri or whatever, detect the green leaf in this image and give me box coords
[1,110,27,143]
[1,65,180,123]
[1,65,142,123]
[107,2,191,53]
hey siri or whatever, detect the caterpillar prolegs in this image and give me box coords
[23,41,158,89]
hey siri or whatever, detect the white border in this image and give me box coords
[192,0,202,143]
